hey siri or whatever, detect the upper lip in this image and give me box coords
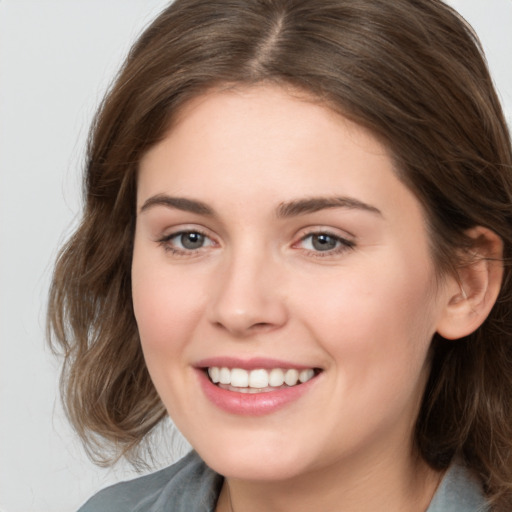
[195,356,320,371]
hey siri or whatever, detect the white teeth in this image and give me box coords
[230,368,249,387]
[268,368,285,387]
[219,367,231,385]
[208,367,220,383]
[207,366,316,389]
[299,369,315,383]
[249,369,269,388]
[284,369,299,386]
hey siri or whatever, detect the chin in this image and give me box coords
[205,453,307,482]
[193,433,314,481]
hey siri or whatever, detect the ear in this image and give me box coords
[436,227,504,340]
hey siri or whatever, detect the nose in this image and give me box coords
[207,246,288,337]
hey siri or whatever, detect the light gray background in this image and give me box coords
[0,1,511,511]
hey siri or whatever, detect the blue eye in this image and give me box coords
[160,230,215,253]
[299,232,354,254]
[309,234,339,251]
[176,232,206,250]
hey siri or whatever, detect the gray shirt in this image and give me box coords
[78,451,489,512]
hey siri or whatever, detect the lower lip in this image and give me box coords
[196,370,318,416]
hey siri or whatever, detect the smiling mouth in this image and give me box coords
[206,367,321,393]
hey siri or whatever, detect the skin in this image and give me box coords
[132,85,464,511]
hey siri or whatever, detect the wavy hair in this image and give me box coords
[48,0,512,508]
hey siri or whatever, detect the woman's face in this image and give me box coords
[132,85,453,481]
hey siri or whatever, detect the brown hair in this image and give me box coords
[48,0,512,508]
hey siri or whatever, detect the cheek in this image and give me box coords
[131,249,205,360]
[296,253,439,400]
[301,258,437,343]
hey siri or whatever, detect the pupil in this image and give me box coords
[181,232,204,249]
[312,234,337,251]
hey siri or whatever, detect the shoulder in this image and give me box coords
[427,463,489,512]
[77,451,222,512]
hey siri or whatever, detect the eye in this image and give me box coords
[175,232,208,250]
[159,230,216,254]
[297,231,355,255]
[304,233,339,251]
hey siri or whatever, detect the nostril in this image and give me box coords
[252,322,271,328]
[248,322,275,332]
[212,320,274,333]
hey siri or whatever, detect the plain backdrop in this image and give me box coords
[0,1,511,511]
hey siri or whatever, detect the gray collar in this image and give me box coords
[426,463,488,512]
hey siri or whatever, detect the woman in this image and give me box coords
[48,0,512,510]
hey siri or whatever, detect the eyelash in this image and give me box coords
[157,229,355,258]
[295,230,355,257]
[157,229,216,256]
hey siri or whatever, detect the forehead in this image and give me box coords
[138,85,396,201]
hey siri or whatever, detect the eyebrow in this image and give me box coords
[140,194,213,215]
[139,194,382,218]
[276,196,382,218]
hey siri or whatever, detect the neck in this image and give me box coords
[216,449,442,512]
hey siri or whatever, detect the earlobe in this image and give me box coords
[436,227,503,340]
